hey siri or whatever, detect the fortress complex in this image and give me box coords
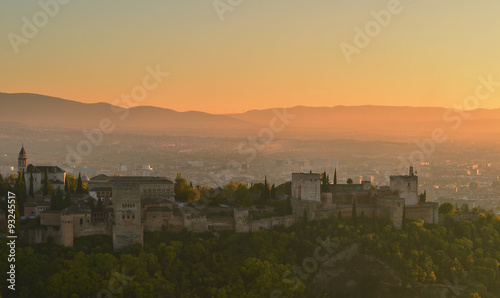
[90,175,176,250]
[17,145,436,250]
[88,174,175,209]
[291,166,438,230]
[55,174,214,250]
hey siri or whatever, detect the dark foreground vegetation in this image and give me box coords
[1,212,499,298]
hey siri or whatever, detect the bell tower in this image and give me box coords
[18,145,28,173]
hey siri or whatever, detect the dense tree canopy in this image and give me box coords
[174,173,199,203]
[439,202,456,215]
[1,211,499,297]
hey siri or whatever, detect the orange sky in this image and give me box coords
[2,1,500,114]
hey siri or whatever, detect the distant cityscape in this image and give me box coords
[2,140,499,216]
[0,144,493,251]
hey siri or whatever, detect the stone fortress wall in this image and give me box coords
[27,167,438,250]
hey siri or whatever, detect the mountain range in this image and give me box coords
[2,92,500,141]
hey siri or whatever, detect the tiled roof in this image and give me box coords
[27,164,65,174]
[90,174,110,181]
[90,175,173,184]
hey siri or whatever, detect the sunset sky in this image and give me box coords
[2,0,500,114]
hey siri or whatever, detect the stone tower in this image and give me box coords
[112,183,143,250]
[61,214,74,247]
[390,166,418,206]
[18,145,27,173]
[292,172,321,202]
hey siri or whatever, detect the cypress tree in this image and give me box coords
[18,171,26,195]
[64,189,71,208]
[50,190,56,210]
[261,176,270,204]
[13,176,20,201]
[50,187,64,210]
[43,168,49,196]
[175,173,187,201]
[57,187,64,210]
[271,184,276,200]
[321,171,330,192]
[13,172,24,215]
[76,172,83,194]
[419,190,427,204]
[96,198,103,211]
[334,168,337,185]
[64,177,69,194]
[29,171,34,198]
[87,197,95,211]
[17,171,26,215]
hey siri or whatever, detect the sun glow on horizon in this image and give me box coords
[2,0,500,113]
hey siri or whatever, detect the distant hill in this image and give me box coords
[2,92,500,141]
[227,105,500,141]
[0,93,260,136]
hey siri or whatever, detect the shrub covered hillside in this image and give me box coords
[1,213,499,297]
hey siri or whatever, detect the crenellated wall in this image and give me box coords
[207,217,235,231]
[406,202,438,224]
[376,197,405,230]
[22,169,437,249]
[183,214,208,233]
[390,175,418,206]
[249,216,299,232]
[19,227,61,244]
[292,173,321,202]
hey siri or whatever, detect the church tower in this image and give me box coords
[18,145,28,173]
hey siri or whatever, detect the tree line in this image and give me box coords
[1,211,499,297]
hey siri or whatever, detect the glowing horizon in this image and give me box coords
[2,0,500,114]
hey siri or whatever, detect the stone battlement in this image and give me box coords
[292,172,321,179]
[292,172,321,202]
